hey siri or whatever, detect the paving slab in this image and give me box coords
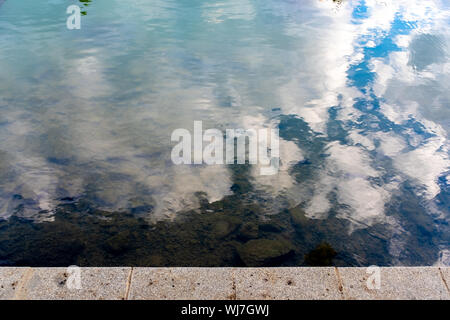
[1,267,448,300]
[0,268,29,299]
[22,267,131,300]
[234,267,342,300]
[128,268,235,300]
[338,267,449,300]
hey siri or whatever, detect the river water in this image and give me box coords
[0,0,448,266]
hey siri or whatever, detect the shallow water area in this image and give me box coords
[0,0,449,266]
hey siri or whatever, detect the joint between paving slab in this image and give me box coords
[13,267,33,300]
[124,267,134,300]
[438,267,449,295]
[334,267,345,299]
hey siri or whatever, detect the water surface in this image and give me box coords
[0,0,449,266]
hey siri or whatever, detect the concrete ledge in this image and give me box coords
[337,267,448,300]
[0,268,29,300]
[0,267,448,300]
[22,267,131,300]
[129,268,235,300]
[234,267,342,300]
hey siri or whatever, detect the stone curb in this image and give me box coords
[0,267,448,300]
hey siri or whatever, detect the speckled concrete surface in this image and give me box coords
[0,267,449,300]
[129,268,235,300]
[338,267,449,300]
[20,267,131,300]
[0,267,29,299]
[234,268,342,300]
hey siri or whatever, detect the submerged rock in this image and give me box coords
[238,222,259,240]
[211,218,240,238]
[304,242,337,266]
[290,206,309,227]
[146,254,165,266]
[104,231,132,254]
[237,238,294,266]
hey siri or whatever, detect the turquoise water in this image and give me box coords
[0,0,449,266]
